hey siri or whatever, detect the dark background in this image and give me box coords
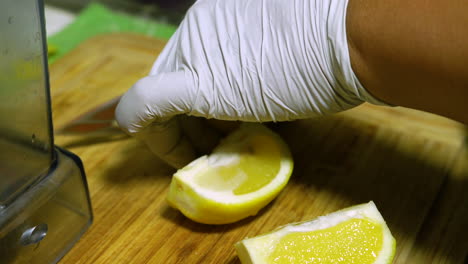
[45,0,195,25]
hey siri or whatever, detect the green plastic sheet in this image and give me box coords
[47,3,177,64]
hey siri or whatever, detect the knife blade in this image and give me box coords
[55,96,124,136]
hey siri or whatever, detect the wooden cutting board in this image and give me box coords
[49,33,468,263]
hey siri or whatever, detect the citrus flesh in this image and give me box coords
[167,123,293,224]
[235,201,396,264]
[194,133,282,195]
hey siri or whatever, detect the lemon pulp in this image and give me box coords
[194,134,281,195]
[269,218,384,264]
[235,202,395,263]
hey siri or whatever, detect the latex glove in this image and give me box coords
[115,0,385,168]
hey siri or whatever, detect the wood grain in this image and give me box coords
[49,33,468,264]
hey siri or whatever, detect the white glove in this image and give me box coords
[115,0,385,168]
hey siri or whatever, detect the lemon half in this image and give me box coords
[167,123,293,224]
[235,201,396,264]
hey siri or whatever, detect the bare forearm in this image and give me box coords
[347,0,468,124]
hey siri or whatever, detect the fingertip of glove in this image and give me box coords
[115,71,196,135]
[115,79,154,135]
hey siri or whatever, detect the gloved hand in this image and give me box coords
[115,0,386,168]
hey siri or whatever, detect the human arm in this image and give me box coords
[347,0,468,124]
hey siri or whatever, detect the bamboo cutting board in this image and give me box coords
[50,33,468,263]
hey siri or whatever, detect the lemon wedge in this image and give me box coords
[235,201,396,264]
[167,123,293,224]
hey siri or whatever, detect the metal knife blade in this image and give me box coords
[55,96,124,135]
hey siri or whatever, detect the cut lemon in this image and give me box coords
[235,201,396,264]
[167,123,293,224]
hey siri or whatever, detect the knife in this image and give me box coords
[54,95,199,168]
[55,96,124,136]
